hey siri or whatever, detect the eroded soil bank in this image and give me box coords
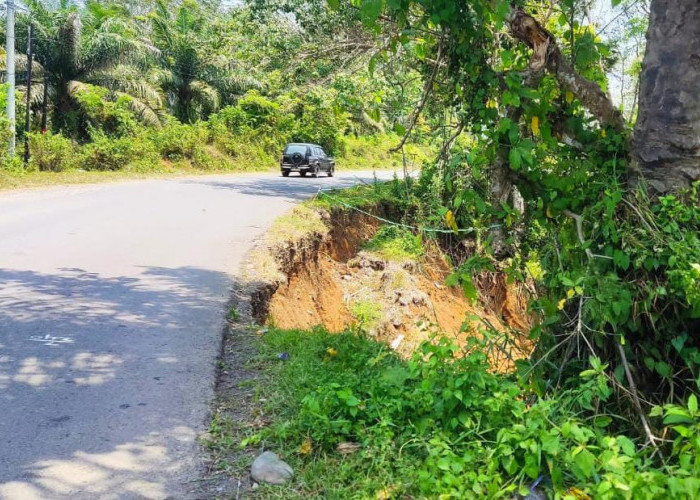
[244,201,533,363]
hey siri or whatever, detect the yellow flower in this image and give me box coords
[486,98,497,109]
[558,298,567,310]
[531,116,540,136]
[565,90,574,104]
[566,288,575,299]
[299,437,312,455]
[326,347,338,357]
[601,129,607,138]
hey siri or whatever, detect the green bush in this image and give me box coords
[246,328,700,499]
[150,120,210,163]
[81,132,159,171]
[28,132,77,172]
[71,83,142,139]
[363,225,424,261]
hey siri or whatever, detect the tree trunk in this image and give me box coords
[631,0,700,193]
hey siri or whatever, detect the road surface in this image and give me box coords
[0,170,398,499]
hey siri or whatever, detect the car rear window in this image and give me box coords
[284,145,307,154]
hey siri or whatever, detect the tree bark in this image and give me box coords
[630,0,700,193]
[507,9,625,131]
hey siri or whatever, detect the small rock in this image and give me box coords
[251,451,294,485]
[390,335,405,350]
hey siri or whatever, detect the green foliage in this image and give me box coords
[80,131,159,171]
[149,0,261,123]
[363,225,424,261]
[243,327,700,498]
[28,132,77,172]
[14,0,161,135]
[350,300,383,329]
[150,119,211,164]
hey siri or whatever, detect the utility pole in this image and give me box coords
[6,0,16,157]
[40,75,48,133]
[24,22,33,163]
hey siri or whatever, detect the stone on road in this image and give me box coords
[0,170,397,499]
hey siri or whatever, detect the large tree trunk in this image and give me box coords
[631,0,700,193]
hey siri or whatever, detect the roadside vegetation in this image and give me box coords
[211,176,700,498]
[0,0,435,189]
[4,0,699,498]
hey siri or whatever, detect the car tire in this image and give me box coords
[282,170,290,177]
[328,167,334,177]
[300,171,307,177]
[312,165,319,178]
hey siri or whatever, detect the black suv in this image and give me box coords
[280,143,335,177]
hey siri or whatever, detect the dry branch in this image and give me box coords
[390,38,444,152]
[507,9,625,131]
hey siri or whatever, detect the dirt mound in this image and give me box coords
[245,203,533,366]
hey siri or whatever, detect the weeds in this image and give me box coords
[211,327,700,498]
[350,300,383,330]
[363,225,424,262]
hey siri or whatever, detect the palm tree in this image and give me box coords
[149,0,261,123]
[14,0,162,135]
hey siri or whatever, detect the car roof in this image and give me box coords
[285,143,322,148]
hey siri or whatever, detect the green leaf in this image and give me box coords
[437,457,451,471]
[617,436,636,456]
[462,279,478,302]
[540,432,560,455]
[689,394,698,414]
[360,0,385,27]
[509,147,522,170]
[327,0,340,8]
[573,449,595,478]
[671,335,686,353]
[613,250,630,270]
[656,361,672,378]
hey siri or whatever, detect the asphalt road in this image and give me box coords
[0,170,399,499]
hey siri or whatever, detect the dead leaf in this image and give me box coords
[336,442,361,455]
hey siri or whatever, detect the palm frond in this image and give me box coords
[67,80,90,99]
[17,82,47,107]
[118,93,162,128]
[58,12,82,70]
[87,65,164,109]
[188,79,221,116]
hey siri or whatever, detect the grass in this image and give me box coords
[208,325,700,499]
[0,161,275,191]
[0,133,428,192]
[350,299,384,329]
[362,225,424,262]
[339,134,433,171]
[206,326,417,498]
[266,205,328,243]
[309,176,411,212]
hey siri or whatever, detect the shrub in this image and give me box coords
[81,132,158,171]
[150,120,210,164]
[28,132,77,172]
[363,225,424,261]
[71,83,142,138]
[252,328,700,499]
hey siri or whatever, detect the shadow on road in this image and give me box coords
[185,171,387,202]
[0,265,232,498]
